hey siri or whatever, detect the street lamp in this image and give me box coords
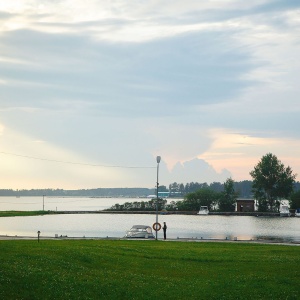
[155,156,161,240]
[43,195,45,211]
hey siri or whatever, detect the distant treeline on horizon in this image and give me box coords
[1,180,300,198]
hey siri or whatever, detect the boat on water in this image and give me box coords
[125,225,155,239]
[197,206,209,215]
[280,205,291,217]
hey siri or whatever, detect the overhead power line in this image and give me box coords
[0,151,156,169]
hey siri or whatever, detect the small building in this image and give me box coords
[147,191,170,198]
[236,199,255,212]
[158,191,170,198]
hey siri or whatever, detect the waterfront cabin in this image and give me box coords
[236,199,255,212]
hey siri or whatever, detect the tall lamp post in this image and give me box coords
[43,195,45,211]
[155,156,161,240]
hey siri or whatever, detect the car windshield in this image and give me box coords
[130,226,151,232]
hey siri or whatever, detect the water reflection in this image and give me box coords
[0,214,299,242]
[0,196,123,211]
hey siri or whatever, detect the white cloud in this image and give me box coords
[0,1,299,188]
[200,129,300,181]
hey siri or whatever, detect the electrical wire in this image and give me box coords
[0,151,156,169]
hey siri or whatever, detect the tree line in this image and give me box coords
[1,153,300,212]
[0,180,271,198]
[106,178,238,212]
[166,180,254,198]
[106,198,168,212]
[0,188,152,197]
[107,153,300,212]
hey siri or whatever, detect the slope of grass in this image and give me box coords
[0,240,299,299]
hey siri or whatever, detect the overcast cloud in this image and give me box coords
[0,0,299,189]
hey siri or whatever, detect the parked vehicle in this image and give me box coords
[125,225,155,239]
[197,206,209,215]
[280,205,291,217]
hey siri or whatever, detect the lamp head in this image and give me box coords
[156,156,161,163]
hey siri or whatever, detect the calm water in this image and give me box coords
[0,196,125,211]
[0,197,299,241]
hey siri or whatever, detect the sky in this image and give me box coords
[0,0,299,189]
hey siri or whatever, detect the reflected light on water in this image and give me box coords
[0,213,299,242]
[0,197,299,242]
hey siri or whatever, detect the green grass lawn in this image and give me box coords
[0,240,299,299]
[0,211,55,217]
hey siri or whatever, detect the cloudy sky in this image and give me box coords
[0,0,299,189]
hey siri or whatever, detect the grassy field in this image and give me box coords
[0,211,54,217]
[0,240,299,299]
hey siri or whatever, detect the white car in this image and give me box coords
[125,225,155,239]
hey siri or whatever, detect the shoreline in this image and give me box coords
[0,209,296,218]
[0,234,299,246]
[56,211,292,217]
[0,210,285,217]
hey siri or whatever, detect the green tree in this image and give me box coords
[218,178,238,212]
[250,153,296,212]
[179,183,185,195]
[158,185,168,192]
[169,182,179,194]
[289,190,300,209]
[180,188,220,211]
[107,198,167,211]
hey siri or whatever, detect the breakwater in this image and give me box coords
[48,210,282,217]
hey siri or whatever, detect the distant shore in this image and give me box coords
[56,211,282,217]
[0,210,287,217]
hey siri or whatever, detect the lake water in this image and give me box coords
[0,197,299,242]
[0,196,124,211]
